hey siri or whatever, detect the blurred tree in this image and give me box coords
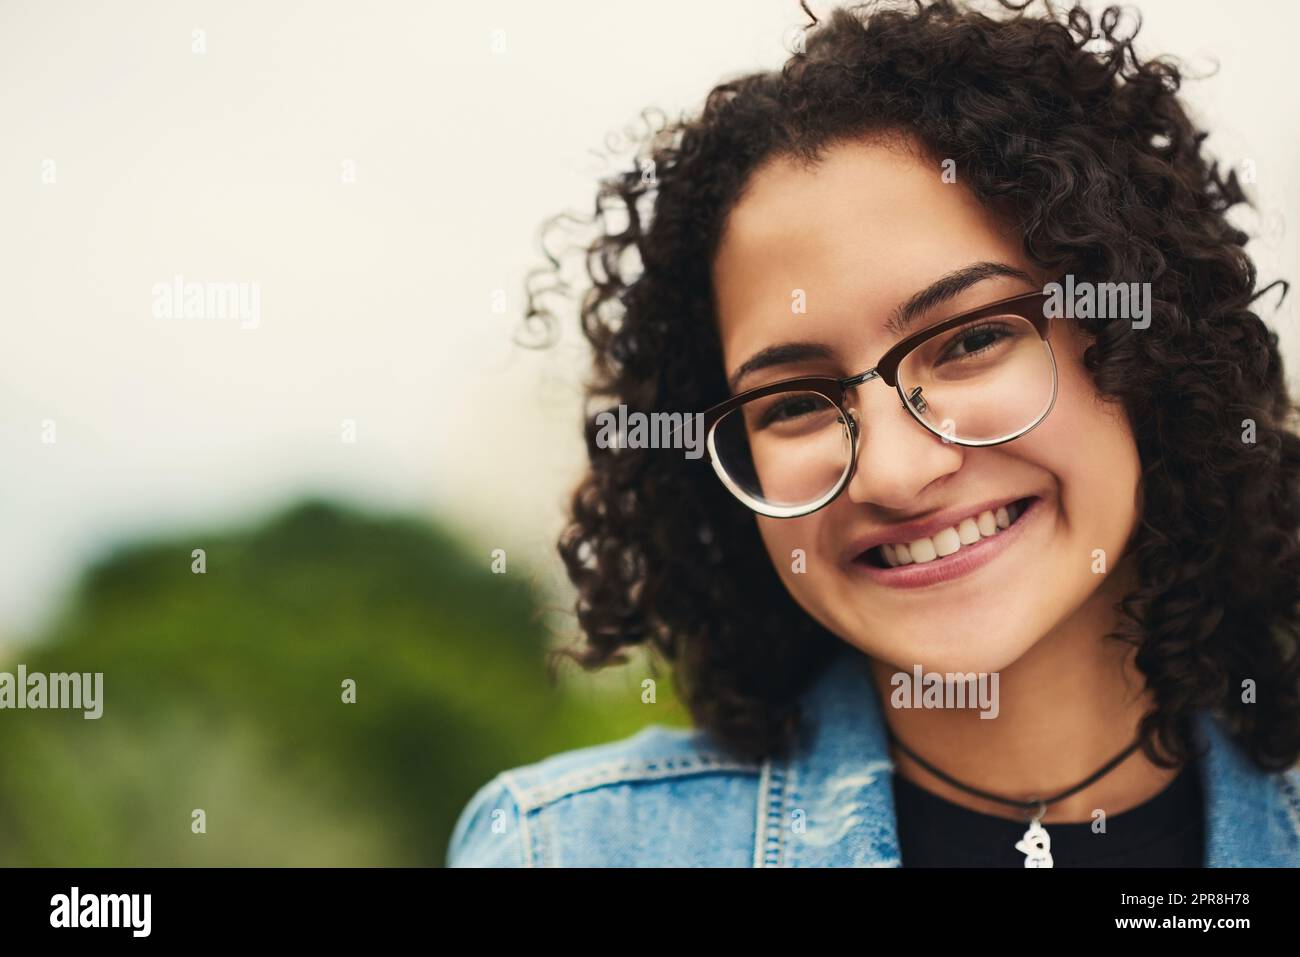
[0,500,684,865]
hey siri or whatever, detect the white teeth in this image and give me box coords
[932,527,961,557]
[908,537,938,563]
[875,501,1029,568]
[957,517,981,545]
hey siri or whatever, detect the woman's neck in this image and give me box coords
[867,562,1180,823]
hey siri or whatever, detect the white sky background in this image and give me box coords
[1,0,1297,641]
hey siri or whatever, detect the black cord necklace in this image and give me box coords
[886,727,1143,868]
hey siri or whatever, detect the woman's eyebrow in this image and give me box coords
[728,261,1033,393]
[886,261,1033,337]
[728,341,834,393]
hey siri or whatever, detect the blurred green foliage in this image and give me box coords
[0,500,686,866]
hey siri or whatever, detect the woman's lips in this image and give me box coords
[848,496,1041,589]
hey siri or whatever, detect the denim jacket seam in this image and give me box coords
[496,770,539,867]
[514,755,761,811]
[754,758,789,867]
[1279,767,1300,848]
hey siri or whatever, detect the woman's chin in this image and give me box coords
[846,622,1043,679]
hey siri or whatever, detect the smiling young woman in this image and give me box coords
[448,0,1300,867]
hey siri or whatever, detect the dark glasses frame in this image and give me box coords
[700,286,1058,518]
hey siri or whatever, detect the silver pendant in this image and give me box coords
[1015,803,1053,868]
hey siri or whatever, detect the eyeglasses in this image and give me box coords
[700,287,1058,518]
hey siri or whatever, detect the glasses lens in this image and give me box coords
[896,314,1054,443]
[711,390,852,513]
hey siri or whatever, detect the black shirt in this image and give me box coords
[892,758,1205,867]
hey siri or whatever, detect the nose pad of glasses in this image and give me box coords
[905,386,928,415]
[844,406,860,436]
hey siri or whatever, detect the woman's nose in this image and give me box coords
[842,382,964,510]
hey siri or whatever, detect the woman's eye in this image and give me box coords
[940,325,1007,361]
[760,397,817,427]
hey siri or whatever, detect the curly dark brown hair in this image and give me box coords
[526,0,1300,771]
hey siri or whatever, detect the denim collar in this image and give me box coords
[778,646,1300,867]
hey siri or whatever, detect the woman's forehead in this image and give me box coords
[711,139,1026,366]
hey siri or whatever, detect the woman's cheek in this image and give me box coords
[757,515,826,601]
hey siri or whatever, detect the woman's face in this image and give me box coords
[710,136,1142,675]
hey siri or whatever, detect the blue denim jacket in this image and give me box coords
[447,647,1300,866]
